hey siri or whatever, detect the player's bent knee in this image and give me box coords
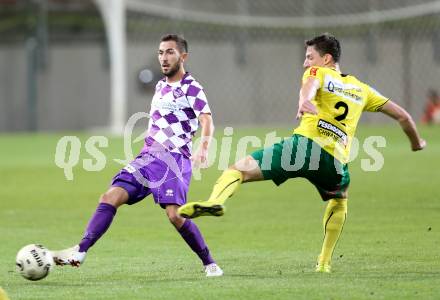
[99,193,116,206]
[99,188,128,208]
[167,214,180,225]
[168,213,185,229]
[329,198,348,205]
[328,198,348,213]
[166,207,185,228]
[230,156,263,183]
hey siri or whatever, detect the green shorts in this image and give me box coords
[251,134,350,201]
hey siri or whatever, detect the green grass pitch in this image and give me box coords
[0,125,439,299]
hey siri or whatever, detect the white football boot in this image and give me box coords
[51,245,86,267]
[204,263,223,277]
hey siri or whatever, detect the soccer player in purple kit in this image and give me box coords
[51,34,223,277]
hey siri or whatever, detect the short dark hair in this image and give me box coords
[305,33,341,63]
[160,34,188,53]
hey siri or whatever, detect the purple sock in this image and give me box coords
[178,219,215,266]
[78,203,117,252]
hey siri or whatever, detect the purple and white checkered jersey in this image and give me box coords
[142,72,211,158]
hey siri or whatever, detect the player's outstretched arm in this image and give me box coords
[379,100,426,151]
[192,113,214,168]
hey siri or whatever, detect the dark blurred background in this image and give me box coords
[1,0,440,131]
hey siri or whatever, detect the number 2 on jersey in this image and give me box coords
[334,101,349,122]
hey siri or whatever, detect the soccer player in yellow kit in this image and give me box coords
[178,33,426,272]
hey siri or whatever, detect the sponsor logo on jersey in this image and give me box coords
[324,77,362,104]
[173,87,185,98]
[310,67,318,76]
[151,96,180,111]
[317,119,348,147]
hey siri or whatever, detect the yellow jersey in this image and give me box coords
[294,66,389,163]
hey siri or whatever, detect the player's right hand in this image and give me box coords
[192,147,209,169]
[296,101,318,119]
[412,138,426,151]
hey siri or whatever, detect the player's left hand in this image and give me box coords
[412,138,426,151]
[192,147,209,169]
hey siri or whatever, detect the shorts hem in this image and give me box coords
[158,201,186,209]
[111,181,141,205]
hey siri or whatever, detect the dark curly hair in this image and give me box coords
[305,33,341,63]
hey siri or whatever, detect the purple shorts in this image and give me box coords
[111,150,192,208]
